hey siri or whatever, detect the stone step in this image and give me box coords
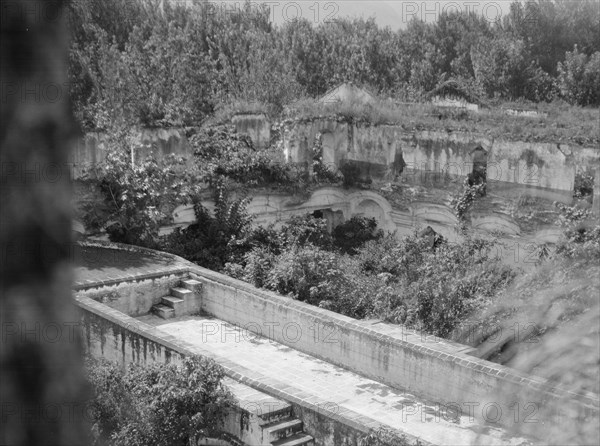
[271,433,314,446]
[264,418,303,442]
[161,296,185,317]
[152,304,174,320]
[171,287,193,299]
[258,405,293,426]
[181,279,202,292]
[161,295,184,307]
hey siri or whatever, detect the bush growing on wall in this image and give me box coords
[573,169,595,199]
[191,125,299,189]
[452,179,487,223]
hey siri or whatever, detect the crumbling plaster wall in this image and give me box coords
[283,120,581,203]
[69,128,191,179]
[231,113,271,149]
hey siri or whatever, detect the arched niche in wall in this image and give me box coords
[354,198,385,224]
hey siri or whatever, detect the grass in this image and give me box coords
[283,96,600,146]
[207,100,275,126]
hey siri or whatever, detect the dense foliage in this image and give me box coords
[190,125,290,187]
[360,427,421,446]
[162,183,254,270]
[81,127,200,247]
[85,356,234,446]
[68,0,600,130]
[222,212,515,338]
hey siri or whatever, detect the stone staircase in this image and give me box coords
[259,403,314,446]
[151,279,202,319]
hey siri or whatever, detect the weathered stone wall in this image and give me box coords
[172,185,567,242]
[76,274,185,317]
[283,119,350,167]
[594,168,600,216]
[69,128,191,179]
[283,120,592,203]
[231,113,271,149]
[400,130,490,182]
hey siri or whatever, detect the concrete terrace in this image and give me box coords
[137,313,533,446]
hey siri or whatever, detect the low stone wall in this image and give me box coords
[190,265,599,440]
[76,274,184,316]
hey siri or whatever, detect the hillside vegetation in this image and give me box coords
[69,0,600,137]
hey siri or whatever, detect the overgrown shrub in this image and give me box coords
[228,222,515,339]
[557,47,600,106]
[85,356,233,446]
[359,234,515,337]
[82,129,197,247]
[574,169,595,199]
[191,125,290,187]
[264,245,347,305]
[332,216,383,254]
[162,183,253,270]
[555,223,600,260]
[360,427,422,446]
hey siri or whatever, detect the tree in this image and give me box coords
[86,356,234,446]
[502,0,600,76]
[83,126,199,247]
[557,47,600,106]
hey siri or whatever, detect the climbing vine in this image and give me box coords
[452,178,486,222]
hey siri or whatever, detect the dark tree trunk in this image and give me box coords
[1,1,91,444]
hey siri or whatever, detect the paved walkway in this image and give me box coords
[72,241,190,287]
[138,314,534,446]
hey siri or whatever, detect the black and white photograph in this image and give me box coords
[1,1,599,445]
